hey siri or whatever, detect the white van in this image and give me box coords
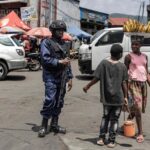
[78,27,150,74]
[0,34,27,80]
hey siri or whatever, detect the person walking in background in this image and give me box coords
[38,20,73,137]
[83,44,128,148]
[124,39,148,143]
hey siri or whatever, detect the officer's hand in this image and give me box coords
[67,79,72,92]
[59,57,70,65]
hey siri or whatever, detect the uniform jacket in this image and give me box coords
[40,37,73,83]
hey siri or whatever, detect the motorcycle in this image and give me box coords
[26,52,41,71]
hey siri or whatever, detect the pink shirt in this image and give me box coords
[128,52,147,82]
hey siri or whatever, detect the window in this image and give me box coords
[95,31,123,46]
[0,9,6,18]
[0,37,14,46]
[90,30,105,43]
[131,35,150,47]
[11,36,22,47]
[142,38,150,46]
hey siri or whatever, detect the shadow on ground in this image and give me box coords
[4,75,26,81]
[76,137,97,145]
[26,123,60,136]
[25,123,40,132]
[0,127,30,132]
[76,136,133,148]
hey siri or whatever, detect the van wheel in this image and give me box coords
[0,61,8,80]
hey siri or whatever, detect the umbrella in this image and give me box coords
[0,26,26,34]
[62,32,73,41]
[27,27,72,40]
[0,11,31,31]
[26,27,52,37]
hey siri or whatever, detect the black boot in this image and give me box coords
[38,118,48,137]
[50,116,66,134]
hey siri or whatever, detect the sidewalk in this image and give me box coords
[60,132,150,150]
[59,94,150,150]
[59,60,150,150]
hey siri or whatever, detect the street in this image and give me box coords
[0,59,150,150]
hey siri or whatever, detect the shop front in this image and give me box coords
[80,7,109,34]
[0,0,28,18]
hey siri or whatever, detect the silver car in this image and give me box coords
[0,34,27,80]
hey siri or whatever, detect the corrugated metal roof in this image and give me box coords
[109,17,129,26]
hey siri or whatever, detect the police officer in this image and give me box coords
[38,20,73,137]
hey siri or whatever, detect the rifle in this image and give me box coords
[55,42,69,108]
[47,38,70,108]
[57,64,68,107]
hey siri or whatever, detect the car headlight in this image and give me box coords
[81,53,92,60]
[16,49,24,56]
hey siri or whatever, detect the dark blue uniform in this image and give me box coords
[40,37,73,119]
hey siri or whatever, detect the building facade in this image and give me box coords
[0,0,109,34]
[0,0,80,28]
[56,0,80,28]
[80,7,109,34]
[0,0,28,18]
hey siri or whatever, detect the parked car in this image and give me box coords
[0,34,27,80]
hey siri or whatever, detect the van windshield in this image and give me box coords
[90,30,105,44]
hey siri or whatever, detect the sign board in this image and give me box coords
[21,6,37,21]
[80,8,108,23]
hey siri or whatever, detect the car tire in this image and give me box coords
[0,61,8,80]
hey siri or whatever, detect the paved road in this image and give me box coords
[0,69,67,150]
[0,59,150,150]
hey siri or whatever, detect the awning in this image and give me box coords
[67,26,92,39]
[0,11,31,30]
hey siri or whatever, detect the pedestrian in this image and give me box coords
[30,37,39,53]
[21,34,31,56]
[124,38,148,143]
[38,20,73,137]
[83,44,128,148]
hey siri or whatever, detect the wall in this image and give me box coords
[56,0,80,28]
[29,0,51,27]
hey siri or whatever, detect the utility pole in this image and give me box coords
[141,1,145,22]
[147,4,150,22]
[38,0,41,26]
[54,0,57,20]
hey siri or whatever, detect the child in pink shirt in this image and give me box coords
[124,39,148,143]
